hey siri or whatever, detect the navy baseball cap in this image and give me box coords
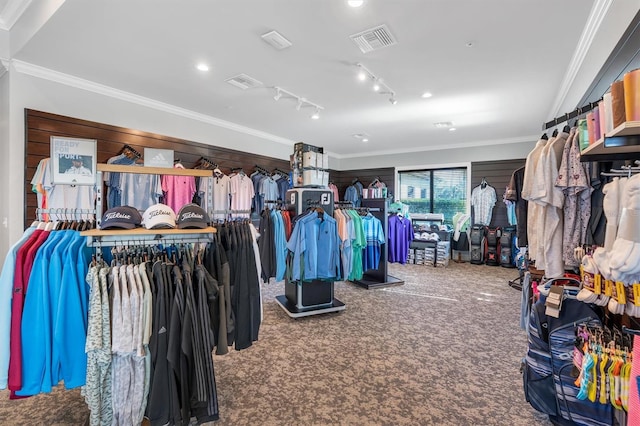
[100,206,142,230]
[176,203,210,229]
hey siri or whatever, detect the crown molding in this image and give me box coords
[11,59,295,146]
[547,0,613,118]
[334,134,539,160]
[0,0,32,30]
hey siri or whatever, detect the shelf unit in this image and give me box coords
[95,163,213,228]
[349,198,404,289]
[580,121,640,161]
[83,163,216,246]
[81,227,217,246]
[277,188,346,318]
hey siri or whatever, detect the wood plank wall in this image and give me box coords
[24,109,527,229]
[330,168,395,201]
[470,159,525,228]
[24,109,290,227]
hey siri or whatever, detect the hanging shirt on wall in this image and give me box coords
[259,177,280,210]
[344,185,359,207]
[230,172,254,219]
[470,183,497,226]
[328,183,339,203]
[555,128,592,268]
[35,158,96,220]
[119,165,162,212]
[521,137,549,263]
[161,163,196,214]
[209,171,231,221]
[505,166,528,247]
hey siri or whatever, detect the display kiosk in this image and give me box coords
[275,187,346,318]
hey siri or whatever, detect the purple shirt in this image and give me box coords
[388,215,414,264]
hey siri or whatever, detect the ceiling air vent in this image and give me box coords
[261,30,293,50]
[225,74,263,90]
[350,24,397,53]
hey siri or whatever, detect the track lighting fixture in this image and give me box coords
[355,63,397,104]
[272,86,324,119]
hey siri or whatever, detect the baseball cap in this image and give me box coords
[142,203,176,229]
[176,203,210,229]
[100,205,142,230]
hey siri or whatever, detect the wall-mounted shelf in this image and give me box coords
[581,121,640,161]
[97,163,213,177]
[81,227,216,247]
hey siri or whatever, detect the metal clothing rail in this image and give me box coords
[543,100,601,130]
[36,207,96,221]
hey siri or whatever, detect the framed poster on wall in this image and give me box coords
[50,136,97,185]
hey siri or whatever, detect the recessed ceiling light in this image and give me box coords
[352,133,369,142]
[196,63,209,72]
[421,92,433,98]
[449,127,457,132]
[465,41,474,48]
[433,121,454,128]
[348,0,364,7]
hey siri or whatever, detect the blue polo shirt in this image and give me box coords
[16,230,66,396]
[287,211,341,281]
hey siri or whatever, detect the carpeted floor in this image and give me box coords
[0,262,552,425]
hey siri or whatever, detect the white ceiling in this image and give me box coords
[1,0,633,159]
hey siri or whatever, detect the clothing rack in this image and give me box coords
[254,165,270,175]
[197,157,217,169]
[542,99,601,130]
[334,201,354,208]
[278,187,345,318]
[36,207,95,218]
[273,168,290,177]
[349,198,404,290]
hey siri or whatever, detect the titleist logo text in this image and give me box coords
[105,212,131,220]
[182,212,204,220]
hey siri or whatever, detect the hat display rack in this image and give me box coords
[80,162,216,248]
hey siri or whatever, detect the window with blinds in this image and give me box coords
[398,167,468,225]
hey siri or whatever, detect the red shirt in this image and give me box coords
[8,229,49,394]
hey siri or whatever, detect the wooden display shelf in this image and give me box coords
[581,121,640,160]
[81,227,216,237]
[97,163,212,177]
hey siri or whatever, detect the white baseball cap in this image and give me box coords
[142,203,176,229]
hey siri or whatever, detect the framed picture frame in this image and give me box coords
[50,136,97,186]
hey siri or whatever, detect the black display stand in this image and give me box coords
[350,198,404,289]
[275,188,346,318]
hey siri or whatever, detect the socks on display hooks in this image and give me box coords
[603,178,621,251]
[578,255,605,304]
